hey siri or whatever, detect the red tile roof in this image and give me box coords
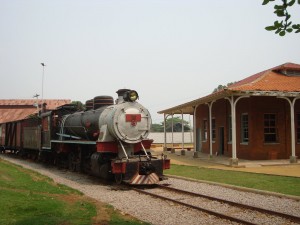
[228,62,300,92]
[0,99,71,123]
[0,99,71,108]
[158,62,300,114]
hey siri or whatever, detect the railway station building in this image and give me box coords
[158,62,300,165]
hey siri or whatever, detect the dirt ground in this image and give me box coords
[151,147,300,178]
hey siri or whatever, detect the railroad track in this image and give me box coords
[133,184,300,225]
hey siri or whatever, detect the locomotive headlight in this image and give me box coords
[129,90,138,101]
[124,90,139,102]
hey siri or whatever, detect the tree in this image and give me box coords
[263,0,300,36]
[151,117,191,132]
[212,82,235,93]
[151,123,164,132]
[71,101,85,111]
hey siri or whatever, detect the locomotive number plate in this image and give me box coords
[125,114,141,126]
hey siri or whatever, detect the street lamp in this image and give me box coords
[41,63,46,108]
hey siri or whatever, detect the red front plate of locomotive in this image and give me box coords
[125,114,142,126]
[125,114,141,122]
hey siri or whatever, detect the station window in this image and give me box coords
[241,114,249,143]
[297,113,300,143]
[264,114,277,143]
[203,120,208,141]
[212,118,216,140]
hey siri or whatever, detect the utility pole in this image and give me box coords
[33,94,40,114]
[41,63,46,107]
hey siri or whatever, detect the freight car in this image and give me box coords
[0,89,170,185]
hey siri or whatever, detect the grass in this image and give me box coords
[0,160,79,195]
[0,159,149,225]
[165,164,300,196]
[0,189,95,225]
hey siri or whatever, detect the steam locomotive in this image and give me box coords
[0,89,170,185]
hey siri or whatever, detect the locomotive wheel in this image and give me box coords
[114,174,123,184]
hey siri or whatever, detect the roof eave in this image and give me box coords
[158,89,234,114]
[238,90,300,97]
[157,89,300,115]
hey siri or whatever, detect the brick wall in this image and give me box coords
[196,96,300,160]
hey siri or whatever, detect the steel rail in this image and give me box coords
[157,184,300,224]
[132,187,257,225]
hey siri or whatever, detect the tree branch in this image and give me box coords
[263,0,300,36]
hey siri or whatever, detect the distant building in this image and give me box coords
[148,132,193,144]
[0,99,71,123]
[158,62,300,165]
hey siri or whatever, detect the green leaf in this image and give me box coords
[265,26,277,31]
[292,24,300,29]
[288,0,296,6]
[274,5,285,9]
[275,29,281,34]
[262,0,270,5]
[279,30,286,36]
[276,10,286,17]
[286,28,293,33]
[295,30,300,33]
[274,20,283,28]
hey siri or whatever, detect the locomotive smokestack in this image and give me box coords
[116,89,130,104]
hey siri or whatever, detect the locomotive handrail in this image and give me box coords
[56,133,81,140]
[61,125,86,128]
[140,141,150,160]
[60,125,88,136]
[59,115,69,141]
[118,139,129,161]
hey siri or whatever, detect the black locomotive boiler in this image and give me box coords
[0,89,170,185]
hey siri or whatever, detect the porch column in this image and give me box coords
[193,106,197,151]
[163,113,167,151]
[226,95,249,166]
[180,111,186,155]
[171,114,175,153]
[171,114,174,149]
[206,101,215,157]
[193,105,201,158]
[182,111,184,148]
[278,97,300,163]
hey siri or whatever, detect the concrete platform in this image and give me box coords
[151,148,300,178]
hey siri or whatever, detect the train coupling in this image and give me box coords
[139,161,156,175]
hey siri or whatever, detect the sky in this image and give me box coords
[0,0,299,124]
